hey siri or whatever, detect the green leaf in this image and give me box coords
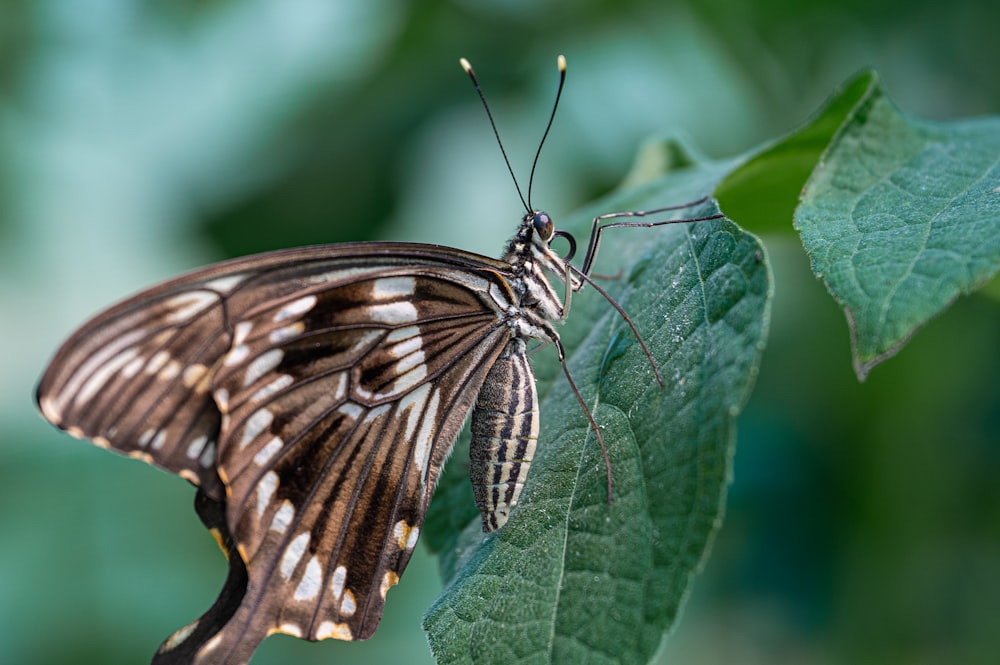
[715,71,876,234]
[423,164,771,664]
[793,72,1000,379]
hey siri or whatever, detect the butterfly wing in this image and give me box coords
[37,242,518,663]
[36,264,257,495]
[152,488,249,664]
[36,243,511,488]
[163,277,510,662]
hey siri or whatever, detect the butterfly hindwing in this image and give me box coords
[152,489,248,664]
[189,272,513,659]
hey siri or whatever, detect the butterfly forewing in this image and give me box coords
[35,270,255,494]
[36,243,512,482]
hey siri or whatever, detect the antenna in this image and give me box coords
[459,55,567,214]
[527,54,566,212]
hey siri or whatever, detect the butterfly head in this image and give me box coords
[530,211,554,241]
[530,210,577,263]
[507,210,556,259]
[502,210,581,298]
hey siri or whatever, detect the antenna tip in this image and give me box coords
[459,57,473,74]
[557,54,566,72]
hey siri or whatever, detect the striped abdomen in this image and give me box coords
[470,339,539,532]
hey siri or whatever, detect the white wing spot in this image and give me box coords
[150,430,167,450]
[182,363,208,388]
[331,564,347,599]
[269,322,304,344]
[280,532,310,580]
[121,355,145,379]
[391,362,428,395]
[256,471,278,517]
[232,321,254,346]
[293,556,323,601]
[203,275,245,294]
[362,404,390,425]
[316,621,353,641]
[186,436,208,459]
[198,633,223,655]
[392,520,419,551]
[387,335,423,361]
[270,500,295,533]
[413,389,440,475]
[250,374,294,404]
[161,619,199,652]
[331,371,348,401]
[395,346,425,373]
[253,436,284,466]
[164,291,217,323]
[368,302,418,324]
[380,571,399,599]
[224,344,250,367]
[239,409,274,449]
[398,384,430,440]
[274,295,317,322]
[242,349,284,387]
[214,388,230,412]
[199,440,216,468]
[385,325,420,342]
[77,347,139,403]
[139,428,156,447]
[144,350,170,374]
[372,276,416,299]
[339,589,356,617]
[337,402,364,421]
[159,360,182,382]
[278,623,303,638]
[49,328,142,410]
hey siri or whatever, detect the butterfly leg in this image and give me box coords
[579,196,723,276]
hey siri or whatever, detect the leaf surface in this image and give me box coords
[793,73,1000,378]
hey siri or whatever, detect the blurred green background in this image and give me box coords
[2,1,998,664]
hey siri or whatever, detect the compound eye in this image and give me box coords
[532,212,554,240]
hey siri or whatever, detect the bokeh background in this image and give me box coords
[2,1,998,664]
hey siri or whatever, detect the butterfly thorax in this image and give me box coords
[500,211,581,337]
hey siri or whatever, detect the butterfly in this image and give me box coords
[35,55,723,664]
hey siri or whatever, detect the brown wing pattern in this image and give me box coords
[162,272,512,663]
[36,243,519,664]
[35,242,512,494]
[36,274,249,495]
